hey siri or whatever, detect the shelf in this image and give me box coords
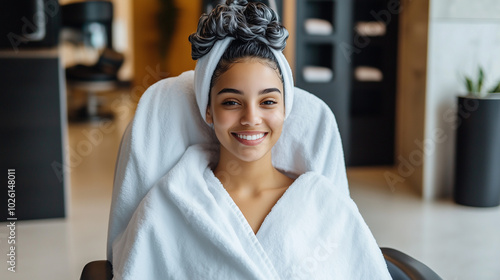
[303,43,334,69]
[300,77,335,86]
[347,0,399,166]
[353,46,384,69]
[354,21,386,37]
[302,66,334,83]
[300,34,337,43]
[303,1,335,33]
[353,33,387,46]
[349,116,395,166]
[350,89,383,117]
[353,0,389,22]
[352,81,384,91]
[295,0,353,163]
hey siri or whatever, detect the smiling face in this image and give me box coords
[206,57,285,163]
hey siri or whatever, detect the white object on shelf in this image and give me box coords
[355,21,386,36]
[303,66,333,83]
[304,18,333,35]
[354,66,383,82]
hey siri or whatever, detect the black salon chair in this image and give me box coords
[80,248,441,280]
[62,0,124,122]
[381,247,442,280]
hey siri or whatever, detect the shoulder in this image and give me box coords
[295,171,353,203]
[288,172,366,229]
[295,171,338,190]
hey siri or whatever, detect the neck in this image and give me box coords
[213,147,279,192]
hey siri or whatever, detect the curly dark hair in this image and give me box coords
[188,0,289,99]
[188,0,288,60]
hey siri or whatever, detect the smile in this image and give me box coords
[231,132,268,146]
[235,133,265,140]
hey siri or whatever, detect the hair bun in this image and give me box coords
[225,0,248,7]
[189,0,288,60]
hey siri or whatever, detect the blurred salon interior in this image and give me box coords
[1,0,500,279]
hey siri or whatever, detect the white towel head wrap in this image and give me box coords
[194,37,294,123]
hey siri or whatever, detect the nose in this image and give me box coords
[240,104,262,126]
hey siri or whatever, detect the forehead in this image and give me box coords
[212,59,283,90]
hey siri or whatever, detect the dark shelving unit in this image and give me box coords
[295,0,353,162]
[295,0,399,166]
[349,0,399,166]
[201,1,283,19]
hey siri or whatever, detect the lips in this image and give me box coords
[235,133,265,140]
[231,132,268,146]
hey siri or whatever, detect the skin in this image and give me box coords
[206,57,295,234]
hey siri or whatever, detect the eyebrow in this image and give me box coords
[216,88,282,95]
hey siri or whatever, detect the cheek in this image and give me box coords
[213,109,236,133]
[214,110,230,124]
[267,110,285,132]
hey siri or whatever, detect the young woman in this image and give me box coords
[108,1,391,279]
[204,56,295,234]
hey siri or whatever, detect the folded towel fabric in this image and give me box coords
[107,34,349,263]
[304,18,334,35]
[107,32,389,279]
[303,66,334,83]
[106,70,350,262]
[111,143,391,279]
[355,66,383,82]
[355,21,386,37]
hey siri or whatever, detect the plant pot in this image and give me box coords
[454,95,500,207]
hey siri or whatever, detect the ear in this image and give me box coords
[205,106,213,124]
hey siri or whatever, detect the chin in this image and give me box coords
[234,151,266,163]
[227,145,271,163]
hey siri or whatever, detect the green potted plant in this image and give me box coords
[454,66,500,207]
[463,67,500,97]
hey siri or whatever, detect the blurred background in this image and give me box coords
[1,0,500,279]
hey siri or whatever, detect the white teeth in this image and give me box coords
[236,133,265,141]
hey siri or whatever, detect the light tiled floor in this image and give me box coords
[348,168,500,280]
[1,92,500,280]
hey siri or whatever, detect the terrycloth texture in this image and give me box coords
[194,37,295,122]
[111,144,391,279]
[106,70,349,262]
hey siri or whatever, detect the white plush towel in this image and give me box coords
[355,66,383,82]
[303,66,334,83]
[111,143,391,279]
[355,21,386,37]
[107,35,389,278]
[106,70,390,279]
[304,18,334,35]
[107,69,349,257]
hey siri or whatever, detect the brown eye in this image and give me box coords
[222,101,239,106]
[262,100,277,105]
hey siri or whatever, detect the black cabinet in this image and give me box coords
[0,53,67,220]
[295,0,399,166]
[201,0,283,19]
[295,0,353,162]
[349,0,399,166]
